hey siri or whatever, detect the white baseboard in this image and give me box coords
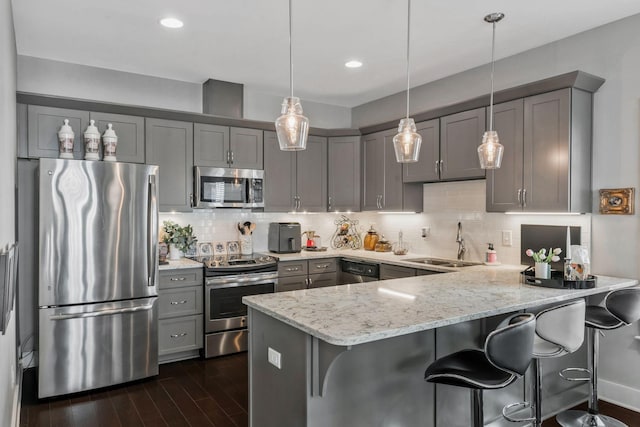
[599,379,640,413]
[11,366,22,427]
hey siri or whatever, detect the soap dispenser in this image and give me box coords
[486,243,497,264]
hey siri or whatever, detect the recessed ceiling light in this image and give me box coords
[345,60,363,69]
[160,17,184,29]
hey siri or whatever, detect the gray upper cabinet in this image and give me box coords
[91,112,145,163]
[27,105,89,159]
[194,125,262,169]
[487,88,592,213]
[145,118,194,212]
[440,107,486,181]
[403,119,440,182]
[486,99,524,212]
[328,136,361,212]
[264,132,327,212]
[362,131,387,211]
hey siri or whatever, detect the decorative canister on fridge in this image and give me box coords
[83,120,101,160]
[102,123,118,162]
[57,119,75,159]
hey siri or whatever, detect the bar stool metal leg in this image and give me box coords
[472,389,484,427]
[533,358,543,427]
[556,328,628,427]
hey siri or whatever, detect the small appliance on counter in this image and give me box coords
[268,222,301,253]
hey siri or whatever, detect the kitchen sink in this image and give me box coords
[405,258,482,268]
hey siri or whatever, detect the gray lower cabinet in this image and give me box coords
[27,105,89,159]
[487,88,592,213]
[403,119,440,183]
[158,268,204,363]
[362,129,423,212]
[276,258,337,291]
[194,125,263,169]
[91,112,145,163]
[379,264,418,280]
[145,118,194,212]
[264,131,327,212]
[328,136,361,212]
[440,107,486,181]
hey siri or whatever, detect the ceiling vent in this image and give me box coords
[202,79,244,118]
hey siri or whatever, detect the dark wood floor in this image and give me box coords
[20,352,640,427]
[20,353,249,427]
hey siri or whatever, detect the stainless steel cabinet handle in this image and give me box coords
[439,160,444,176]
[189,193,194,208]
[522,189,527,208]
[380,195,384,209]
[285,267,300,272]
[305,277,311,288]
[226,150,231,164]
[435,161,439,177]
[517,189,522,206]
[315,264,329,269]
[328,196,333,211]
[170,277,186,281]
[170,300,187,305]
[170,332,188,338]
[50,303,154,320]
[147,174,158,287]
[230,151,234,164]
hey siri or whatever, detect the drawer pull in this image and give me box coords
[285,267,300,272]
[170,277,186,281]
[315,264,330,269]
[170,332,188,338]
[170,300,188,305]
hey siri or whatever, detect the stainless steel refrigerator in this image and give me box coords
[38,158,159,398]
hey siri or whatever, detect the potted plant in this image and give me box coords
[162,220,197,260]
[525,247,562,279]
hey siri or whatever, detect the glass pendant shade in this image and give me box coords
[477,130,504,169]
[393,118,422,163]
[275,96,309,151]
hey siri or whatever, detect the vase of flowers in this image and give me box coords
[526,247,562,279]
[162,221,197,260]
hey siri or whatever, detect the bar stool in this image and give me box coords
[502,299,586,427]
[557,288,640,427]
[424,313,536,427]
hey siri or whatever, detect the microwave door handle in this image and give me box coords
[147,174,158,287]
[246,178,253,203]
[288,237,295,251]
[194,167,201,208]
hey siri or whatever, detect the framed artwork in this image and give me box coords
[198,242,212,256]
[227,241,240,255]
[599,188,635,215]
[213,241,226,255]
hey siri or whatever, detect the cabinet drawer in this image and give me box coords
[276,276,308,292]
[379,264,417,280]
[278,261,308,277]
[308,258,337,274]
[159,268,203,289]
[308,272,337,289]
[159,315,203,356]
[159,287,203,319]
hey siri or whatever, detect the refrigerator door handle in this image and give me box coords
[148,174,158,287]
[49,303,154,320]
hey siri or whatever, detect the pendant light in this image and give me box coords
[478,12,505,169]
[275,0,309,151]
[393,0,421,163]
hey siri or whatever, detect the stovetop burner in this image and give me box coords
[189,253,278,274]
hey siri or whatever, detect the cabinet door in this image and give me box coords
[440,107,486,181]
[361,132,385,211]
[193,123,229,167]
[297,136,327,212]
[308,272,337,289]
[229,127,263,169]
[145,118,194,212]
[382,130,403,210]
[328,136,361,212]
[486,99,524,212]
[264,131,296,212]
[277,260,308,277]
[28,105,89,159]
[379,264,416,280]
[403,119,440,182]
[91,112,145,163]
[523,89,571,211]
[276,275,308,292]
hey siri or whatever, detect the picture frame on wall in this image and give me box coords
[599,188,635,215]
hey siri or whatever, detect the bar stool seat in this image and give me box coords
[425,313,536,427]
[585,306,625,329]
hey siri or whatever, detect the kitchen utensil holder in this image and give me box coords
[240,234,252,255]
[520,267,596,289]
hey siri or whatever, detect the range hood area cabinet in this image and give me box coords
[328,136,361,212]
[263,131,327,212]
[402,108,486,183]
[361,129,423,212]
[486,88,593,213]
[193,123,263,169]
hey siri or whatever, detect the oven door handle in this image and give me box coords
[206,276,278,289]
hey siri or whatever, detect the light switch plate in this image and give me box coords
[502,230,513,247]
[268,347,282,369]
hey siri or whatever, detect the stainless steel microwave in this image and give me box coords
[194,167,264,209]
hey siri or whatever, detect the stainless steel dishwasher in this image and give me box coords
[339,259,380,284]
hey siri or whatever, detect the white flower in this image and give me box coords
[526,249,534,257]
[539,248,546,255]
[553,248,562,255]
[551,255,560,262]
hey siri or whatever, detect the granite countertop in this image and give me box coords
[243,265,638,347]
[159,257,203,270]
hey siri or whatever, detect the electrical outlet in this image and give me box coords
[268,347,282,369]
[421,227,431,239]
[502,230,513,247]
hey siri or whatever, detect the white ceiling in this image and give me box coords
[12,0,640,107]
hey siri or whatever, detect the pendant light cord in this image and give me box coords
[405,0,411,119]
[489,20,496,131]
[289,0,293,99]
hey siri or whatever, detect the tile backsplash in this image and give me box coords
[160,180,591,266]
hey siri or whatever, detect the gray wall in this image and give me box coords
[354,13,640,407]
[0,0,19,424]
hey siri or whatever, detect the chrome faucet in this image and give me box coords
[456,222,466,260]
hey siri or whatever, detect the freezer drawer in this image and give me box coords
[38,297,158,398]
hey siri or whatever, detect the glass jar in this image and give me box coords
[363,226,379,251]
[58,119,75,159]
[374,235,392,252]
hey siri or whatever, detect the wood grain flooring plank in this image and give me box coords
[194,398,237,427]
[108,388,144,427]
[160,378,214,426]
[143,380,191,427]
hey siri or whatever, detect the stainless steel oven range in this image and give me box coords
[192,254,278,358]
